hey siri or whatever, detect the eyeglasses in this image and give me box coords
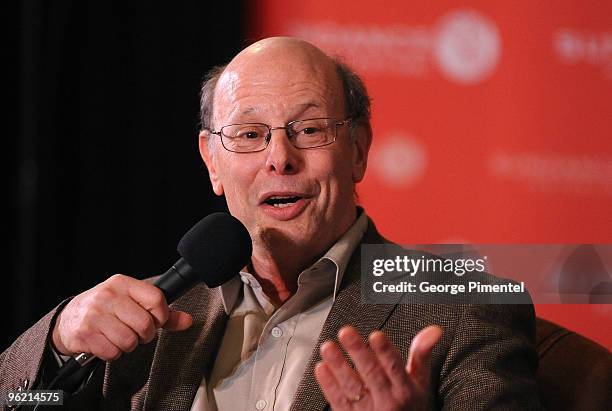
[203,117,351,153]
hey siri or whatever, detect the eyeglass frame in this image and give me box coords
[202,117,352,153]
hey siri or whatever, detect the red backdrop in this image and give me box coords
[249,0,612,348]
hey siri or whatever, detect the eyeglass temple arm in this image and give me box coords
[202,127,222,136]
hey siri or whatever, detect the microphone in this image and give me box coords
[155,212,253,301]
[51,212,252,387]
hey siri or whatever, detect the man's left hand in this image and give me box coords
[315,325,443,411]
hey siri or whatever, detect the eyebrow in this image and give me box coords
[294,102,321,114]
[240,102,321,117]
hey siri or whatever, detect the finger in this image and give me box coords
[315,362,352,411]
[406,326,443,388]
[368,331,411,392]
[320,341,367,401]
[112,298,157,343]
[125,279,169,327]
[338,326,391,399]
[83,331,122,362]
[98,314,140,354]
[163,310,193,331]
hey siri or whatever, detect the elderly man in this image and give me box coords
[1,37,540,410]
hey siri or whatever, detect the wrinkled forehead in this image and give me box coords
[213,39,344,122]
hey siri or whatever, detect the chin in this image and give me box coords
[253,222,314,248]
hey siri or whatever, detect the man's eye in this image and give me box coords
[237,130,261,139]
[300,127,321,135]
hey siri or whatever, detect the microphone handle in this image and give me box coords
[153,258,197,302]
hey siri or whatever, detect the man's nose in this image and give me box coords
[265,128,301,175]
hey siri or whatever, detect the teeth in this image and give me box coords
[264,195,302,207]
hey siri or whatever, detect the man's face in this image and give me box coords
[199,39,370,257]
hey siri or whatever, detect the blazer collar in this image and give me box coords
[143,283,228,410]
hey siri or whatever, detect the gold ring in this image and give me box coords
[350,393,363,402]
[350,385,367,402]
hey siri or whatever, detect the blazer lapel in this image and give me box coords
[291,219,399,411]
[143,284,228,410]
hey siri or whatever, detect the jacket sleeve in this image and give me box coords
[0,299,106,410]
[438,303,543,410]
[0,299,71,398]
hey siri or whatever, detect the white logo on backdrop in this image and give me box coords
[433,10,501,84]
[291,8,502,84]
[553,29,612,78]
[372,134,427,187]
[488,151,612,196]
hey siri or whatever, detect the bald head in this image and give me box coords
[199,37,371,137]
[231,37,335,67]
[224,37,337,81]
[212,37,343,130]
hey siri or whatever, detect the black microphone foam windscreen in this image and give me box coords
[177,212,252,287]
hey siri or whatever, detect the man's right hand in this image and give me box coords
[51,274,193,361]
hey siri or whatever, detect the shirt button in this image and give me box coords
[256,399,267,409]
[271,326,283,338]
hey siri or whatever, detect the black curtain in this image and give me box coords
[7,1,246,351]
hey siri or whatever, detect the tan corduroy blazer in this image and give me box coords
[0,219,542,410]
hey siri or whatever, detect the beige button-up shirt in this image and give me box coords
[191,211,368,411]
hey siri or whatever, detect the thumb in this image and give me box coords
[406,325,443,387]
[163,310,193,331]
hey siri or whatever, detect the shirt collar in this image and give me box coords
[219,208,369,314]
[313,207,368,300]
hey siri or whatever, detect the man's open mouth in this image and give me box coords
[263,195,303,208]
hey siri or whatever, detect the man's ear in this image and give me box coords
[351,124,372,183]
[198,131,224,196]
